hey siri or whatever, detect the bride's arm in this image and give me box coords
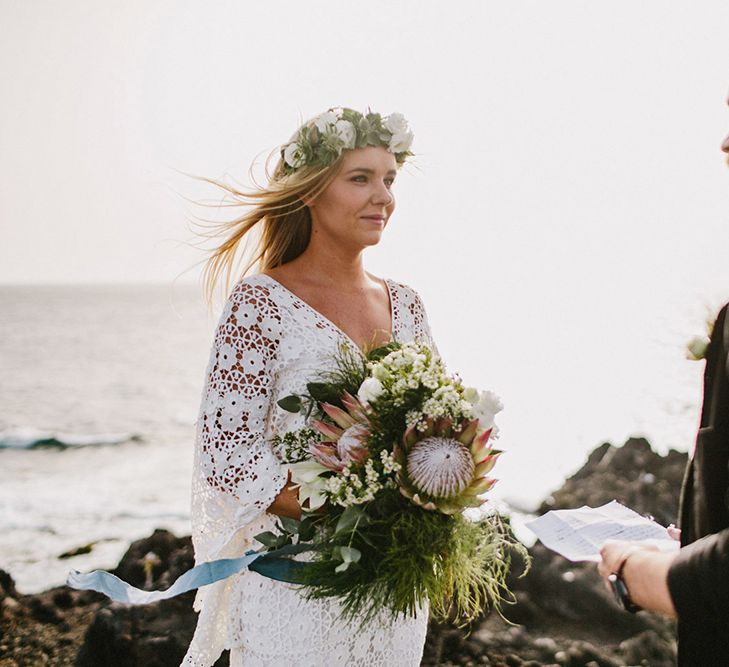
[194,281,296,542]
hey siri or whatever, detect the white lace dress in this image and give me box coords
[182,274,437,667]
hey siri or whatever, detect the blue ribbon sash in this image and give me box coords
[66,543,313,605]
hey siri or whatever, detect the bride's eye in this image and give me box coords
[351,175,367,183]
[384,177,395,188]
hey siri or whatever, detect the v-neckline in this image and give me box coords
[259,273,395,356]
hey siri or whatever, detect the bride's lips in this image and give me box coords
[361,215,386,223]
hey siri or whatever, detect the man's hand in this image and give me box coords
[598,540,678,617]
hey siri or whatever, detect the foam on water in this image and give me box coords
[0,427,142,449]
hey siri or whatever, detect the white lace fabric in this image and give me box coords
[182,274,436,667]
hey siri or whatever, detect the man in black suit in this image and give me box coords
[598,99,729,665]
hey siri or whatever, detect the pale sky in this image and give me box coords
[2,1,729,503]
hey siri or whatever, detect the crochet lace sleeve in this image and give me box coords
[194,280,287,554]
[390,280,439,356]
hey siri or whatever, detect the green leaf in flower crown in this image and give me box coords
[365,111,382,125]
[277,395,302,413]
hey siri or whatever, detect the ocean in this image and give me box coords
[0,285,213,594]
[0,284,704,594]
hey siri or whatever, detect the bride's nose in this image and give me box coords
[371,182,394,206]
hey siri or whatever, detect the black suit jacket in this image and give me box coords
[669,303,729,666]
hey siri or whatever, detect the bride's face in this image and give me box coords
[308,146,397,249]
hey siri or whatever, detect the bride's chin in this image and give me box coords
[361,232,384,247]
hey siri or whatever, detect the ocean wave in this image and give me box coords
[0,428,143,450]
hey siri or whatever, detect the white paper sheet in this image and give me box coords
[524,500,680,562]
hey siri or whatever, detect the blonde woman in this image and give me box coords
[183,109,436,667]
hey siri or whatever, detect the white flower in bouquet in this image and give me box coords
[468,389,503,430]
[357,377,384,404]
[371,362,389,382]
[286,459,330,510]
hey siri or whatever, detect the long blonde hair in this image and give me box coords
[197,131,345,304]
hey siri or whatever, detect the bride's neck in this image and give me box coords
[290,243,370,289]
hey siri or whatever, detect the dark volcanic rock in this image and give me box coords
[74,530,215,667]
[0,569,19,603]
[422,436,683,667]
[538,436,688,527]
[113,529,194,591]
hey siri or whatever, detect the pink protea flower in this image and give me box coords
[395,417,500,514]
[310,392,371,472]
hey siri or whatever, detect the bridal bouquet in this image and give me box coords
[261,341,526,623]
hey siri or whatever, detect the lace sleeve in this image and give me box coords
[390,280,439,356]
[412,290,438,356]
[193,280,287,560]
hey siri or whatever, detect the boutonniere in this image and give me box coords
[686,315,717,361]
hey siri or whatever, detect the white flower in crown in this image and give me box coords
[283,142,306,169]
[334,119,356,149]
[389,130,414,154]
[314,110,339,133]
[384,112,409,135]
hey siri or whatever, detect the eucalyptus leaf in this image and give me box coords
[277,395,302,413]
[299,517,316,542]
[254,531,281,549]
[334,506,366,536]
[279,516,301,535]
[339,546,361,564]
[306,382,340,404]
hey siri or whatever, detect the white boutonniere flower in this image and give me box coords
[686,313,717,361]
[686,335,710,361]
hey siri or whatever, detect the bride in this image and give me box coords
[183,108,437,666]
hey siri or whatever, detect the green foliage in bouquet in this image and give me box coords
[266,341,530,624]
[270,491,526,624]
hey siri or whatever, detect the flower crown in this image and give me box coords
[280,108,414,174]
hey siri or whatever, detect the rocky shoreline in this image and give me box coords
[1,437,687,666]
